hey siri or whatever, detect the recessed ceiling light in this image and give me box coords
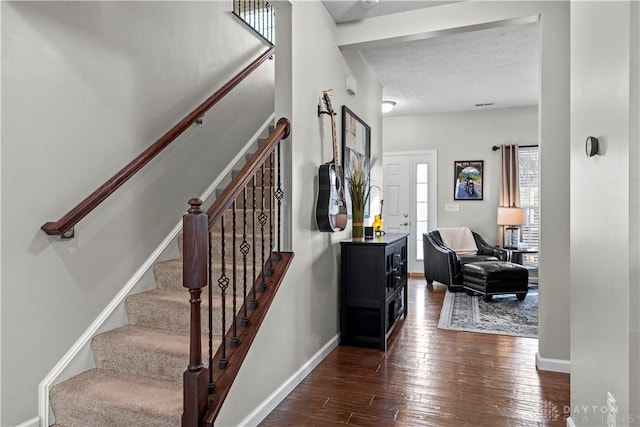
[382,100,396,113]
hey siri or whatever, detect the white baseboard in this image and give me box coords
[17,416,39,427]
[536,352,571,373]
[566,416,576,427]
[238,334,340,427]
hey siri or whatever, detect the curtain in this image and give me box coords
[499,144,520,208]
[498,144,520,246]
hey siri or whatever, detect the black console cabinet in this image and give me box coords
[339,233,408,351]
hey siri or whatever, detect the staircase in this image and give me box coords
[49,119,292,426]
[49,235,249,425]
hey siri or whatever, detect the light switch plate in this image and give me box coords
[445,203,459,212]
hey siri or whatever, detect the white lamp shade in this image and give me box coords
[497,207,526,226]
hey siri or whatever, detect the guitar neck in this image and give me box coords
[321,90,340,167]
[330,113,339,166]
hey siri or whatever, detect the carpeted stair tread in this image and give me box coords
[126,289,244,334]
[92,325,217,383]
[234,193,274,209]
[154,258,267,291]
[153,259,184,290]
[50,368,182,427]
[209,237,267,264]
[177,228,270,259]
[209,209,276,234]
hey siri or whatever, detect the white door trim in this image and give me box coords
[383,150,438,273]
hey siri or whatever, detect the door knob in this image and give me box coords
[401,222,409,226]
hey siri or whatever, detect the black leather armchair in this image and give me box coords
[423,229,507,291]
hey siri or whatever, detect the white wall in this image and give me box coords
[383,107,538,243]
[570,2,639,425]
[215,2,383,425]
[632,3,640,422]
[337,0,571,369]
[1,2,274,424]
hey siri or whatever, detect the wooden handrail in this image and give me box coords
[41,46,275,237]
[205,117,290,225]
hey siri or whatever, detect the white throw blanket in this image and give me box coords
[439,227,478,256]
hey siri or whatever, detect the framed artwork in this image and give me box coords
[454,160,484,200]
[342,106,371,218]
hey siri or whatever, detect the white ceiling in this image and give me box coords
[322,0,459,24]
[322,1,540,116]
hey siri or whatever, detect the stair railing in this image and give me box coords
[232,0,274,45]
[182,118,292,426]
[41,46,274,238]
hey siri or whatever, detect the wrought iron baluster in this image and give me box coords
[267,151,274,275]
[250,175,258,309]
[234,0,274,43]
[230,202,239,348]
[218,215,229,370]
[275,141,284,256]
[258,163,267,292]
[208,229,215,393]
[240,187,250,326]
[253,0,256,33]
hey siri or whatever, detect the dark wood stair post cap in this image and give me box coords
[188,198,203,214]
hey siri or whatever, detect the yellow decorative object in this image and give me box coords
[372,200,384,235]
[372,215,383,233]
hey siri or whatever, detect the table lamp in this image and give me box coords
[497,207,526,249]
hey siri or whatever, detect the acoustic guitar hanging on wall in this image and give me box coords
[315,90,348,232]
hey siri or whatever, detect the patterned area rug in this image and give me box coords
[438,289,538,338]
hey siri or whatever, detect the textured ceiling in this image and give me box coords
[321,0,458,24]
[322,1,540,115]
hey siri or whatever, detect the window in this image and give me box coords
[416,163,429,260]
[518,146,540,260]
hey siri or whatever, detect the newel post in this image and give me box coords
[182,198,209,427]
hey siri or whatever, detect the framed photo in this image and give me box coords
[342,106,371,218]
[454,160,484,200]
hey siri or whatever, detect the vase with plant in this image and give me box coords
[346,157,370,238]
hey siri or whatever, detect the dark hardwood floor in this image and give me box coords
[260,278,570,426]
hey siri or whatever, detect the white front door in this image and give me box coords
[383,155,411,235]
[383,151,438,273]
